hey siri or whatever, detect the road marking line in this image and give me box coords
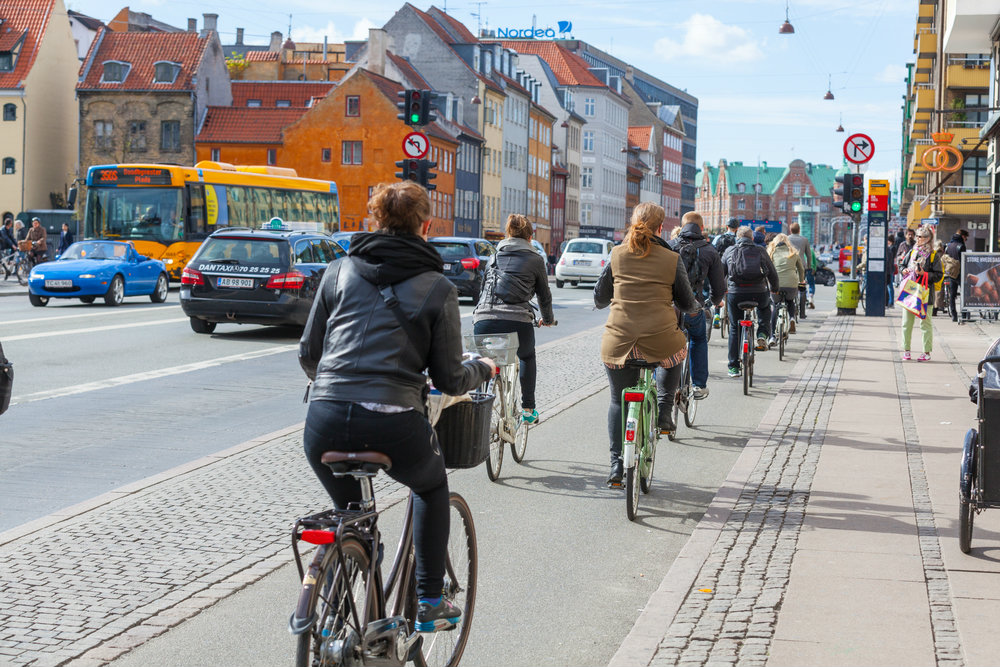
[3,317,189,342]
[3,305,181,326]
[11,344,298,404]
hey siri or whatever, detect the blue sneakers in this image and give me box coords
[416,597,461,633]
[522,409,538,424]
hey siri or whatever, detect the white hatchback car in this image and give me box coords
[555,237,615,288]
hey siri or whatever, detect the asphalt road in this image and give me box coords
[94,284,839,667]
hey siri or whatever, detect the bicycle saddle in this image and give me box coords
[737,301,759,311]
[623,359,660,369]
[321,450,392,474]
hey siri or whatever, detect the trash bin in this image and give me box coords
[836,279,860,311]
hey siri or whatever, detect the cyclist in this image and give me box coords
[713,217,739,256]
[721,226,779,377]
[26,217,47,264]
[298,181,497,632]
[473,213,555,424]
[786,222,814,314]
[594,202,699,486]
[766,233,805,347]
[0,219,14,254]
[667,211,725,401]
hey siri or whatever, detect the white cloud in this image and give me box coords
[654,14,763,64]
[291,18,376,44]
[876,64,908,84]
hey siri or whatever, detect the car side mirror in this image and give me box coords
[67,187,77,209]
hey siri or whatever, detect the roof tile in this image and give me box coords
[78,29,209,92]
[0,0,55,90]
[196,107,306,144]
[494,40,605,88]
[628,126,653,152]
[232,81,334,107]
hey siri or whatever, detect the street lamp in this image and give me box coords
[779,0,795,34]
[823,74,834,100]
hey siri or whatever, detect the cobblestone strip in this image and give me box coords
[0,331,608,667]
[889,319,965,667]
[647,314,852,667]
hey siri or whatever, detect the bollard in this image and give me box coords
[836,279,860,316]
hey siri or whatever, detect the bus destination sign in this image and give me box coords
[92,167,173,186]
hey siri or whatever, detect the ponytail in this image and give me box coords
[624,202,665,258]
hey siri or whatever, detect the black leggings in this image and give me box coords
[473,319,537,409]
[303,399,449,599]
[605,365,680,462]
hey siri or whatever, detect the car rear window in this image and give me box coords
[194,237,289,273]
[431,242,474,261]
[565,241,604,254]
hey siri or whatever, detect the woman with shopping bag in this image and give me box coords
[898,224,942,361]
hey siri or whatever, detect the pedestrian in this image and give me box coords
[25,217,47,263]
[766,233,805,345]
[787,222,815,314]
[899,224,942,361]
[57,223,74,256]
[753,225,767,247]
[298,180,496,632]
[0,219,15,253]
[667,210,726,405]
[12,219,25,243]
[896,227,916,274]
[473,213,555,424]
[713,218,740,256]
[943,229,968,322]
[722,226,780,376]
[594,202,700,484]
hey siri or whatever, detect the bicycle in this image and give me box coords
[737,301,759,396]
[290,452,477,667]
[774,297,791,361]
[465,333,525,481]
[2,248,33,286]
[618,360,660,521]
[717,298,728,339]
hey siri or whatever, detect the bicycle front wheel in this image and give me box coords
[510,373,528,463]
[295,537,372,667]
[413,493,478,667]
[742,348,750,396]
[485,377,504,481]
[16,259,30,286]
[683,375,697,427]
[640,399,656,494]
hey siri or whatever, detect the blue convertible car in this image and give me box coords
[27,241,169,307]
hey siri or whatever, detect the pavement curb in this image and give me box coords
[608,312,838,667]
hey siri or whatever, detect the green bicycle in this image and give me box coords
[619,360,660,521]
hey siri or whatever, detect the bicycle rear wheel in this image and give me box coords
[778,315,786,361]
[16,259,30,286]
[485,377,504,481]
[412,493,478,667]
[295,537,372,667]
[683,373,697,427]
[510,374,528,463]
[640,399,656,494]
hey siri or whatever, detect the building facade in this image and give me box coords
[528,100,555,252]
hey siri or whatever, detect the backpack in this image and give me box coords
[728,244,766,284]
[487,253,533,305]
[713,232,736,255]
[675,238,706,295]
[942,251,960,279]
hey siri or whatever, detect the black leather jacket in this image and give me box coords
[299,233,492,411]
[0,226,15,251]
[473,237,554,324]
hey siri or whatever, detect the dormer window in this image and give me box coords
[101,61,131,83]
[0,51,12,72]
[276,100,291,108]
[153,61,181,84]
[737,183,746,193]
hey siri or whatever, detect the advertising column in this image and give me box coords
[865,179,890,316]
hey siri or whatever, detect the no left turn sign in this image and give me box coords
[402,132,429,159]
[844,133,874,164]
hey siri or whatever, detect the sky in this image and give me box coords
[68,0,919,191]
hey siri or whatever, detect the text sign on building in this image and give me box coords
[867,179,889,212]
[495,20,572,39]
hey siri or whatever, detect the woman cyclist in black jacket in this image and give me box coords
[299,181,496,632]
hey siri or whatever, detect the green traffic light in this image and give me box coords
[410,113,420,124]
[851,201,862,212]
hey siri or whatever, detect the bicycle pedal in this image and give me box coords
[659,428,674,436]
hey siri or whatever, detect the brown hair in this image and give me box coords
[505,214,532,240]
[789,222,800,234]
[681,211,704,229]
[624,202,665,258]
[367,181,430,235]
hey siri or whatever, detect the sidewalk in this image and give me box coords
[0,278,26,297]
[613,312,1000,667]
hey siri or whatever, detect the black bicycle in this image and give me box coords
[290,451,477,667]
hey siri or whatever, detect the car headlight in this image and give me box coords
[31,273,43,280]
[79,274,95,279]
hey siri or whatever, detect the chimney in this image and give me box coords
[187,18,197,33]
[368,28,387,77]
[625,65,634,82]
[269,31,282,51]
[236,27,244,45]
[201,13,218,37]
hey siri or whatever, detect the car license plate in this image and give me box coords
[573,259,591,266]
[442,263,452,271]
[217,277,254,289]
[45,279,72,288]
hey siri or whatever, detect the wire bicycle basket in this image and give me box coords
[463,332,520,366]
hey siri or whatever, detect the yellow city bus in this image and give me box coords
[84,162,340,281]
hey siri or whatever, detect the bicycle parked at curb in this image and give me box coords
[289,453,478,667]
[738,301,760,396]
[617,360,660,521]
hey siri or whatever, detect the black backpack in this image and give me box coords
[728,244,766,284]
[675,238,706,295]
[486,253,533,305]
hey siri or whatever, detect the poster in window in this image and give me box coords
[961,253,1000,311]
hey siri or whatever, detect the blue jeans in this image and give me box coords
[805,269,815,295]
[683,310,709,388]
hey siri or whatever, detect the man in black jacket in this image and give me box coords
[713,217,739,256]
[945,229,968,322]
[668,211,725,399]
[722,226,779,377]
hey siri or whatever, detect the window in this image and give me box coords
[346,96,360,116]
[101,61,131,83]
[293,239,316,263]
[737,183,745,193]
[94,120,113,151]
[583,97,595,116]
[581,167,593,189]
[582,131,594,152]
[0,52,12,72]
[2,103,14,121]
[963,155,988,188]
[160,120,181,152]
[342,141,362,165]
[127,120,146,152]
[321,148,331,162]
[210,147,220,161]
[581,202,592,225]
[247,99,262,108]
[2,158,13,175]
[276,100,291,108]
[793,183,801,195]
[737,200,745,210]
[779,201,786,211]
[265,149,277,165]
[153,61,181,84]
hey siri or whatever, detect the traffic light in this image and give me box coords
[396,89,439,126]
[417,159,438,191]
[833,174,847,212]
[847,174,864,213]
[395,158,419,182]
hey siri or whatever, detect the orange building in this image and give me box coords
[281,67,457,235]
[528,102,556,252]
[195,107,305,166]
